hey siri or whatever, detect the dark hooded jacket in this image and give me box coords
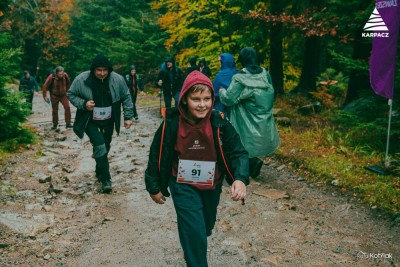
[199,57,212,78]
[212,53,237,97]
[185,56,200,76]
[145,71,249,196]
[155,57,184,96]
[125,65,144,98]
[67,55,133,138]
[19,71,39,93]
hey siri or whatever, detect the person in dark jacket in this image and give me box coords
[155,56,184,108]
[125,65,144,120]
[145,70,249,267]
[67,55,134,193]
[212,53,237,114]
[185,56,199,76]
[198,57,211,78]
[19,70,39,111]
[42,66,72,129]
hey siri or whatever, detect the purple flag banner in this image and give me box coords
[369,1,400,99]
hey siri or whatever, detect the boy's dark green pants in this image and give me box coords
[169,179,223,267]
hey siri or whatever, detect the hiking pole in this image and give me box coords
[384,99,393,168]
[159,88,163,115]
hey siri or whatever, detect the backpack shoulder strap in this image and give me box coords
[158,111,167,172]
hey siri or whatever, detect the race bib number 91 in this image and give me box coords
[177,159,215,185]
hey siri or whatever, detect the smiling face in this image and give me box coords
[182,84,213,122]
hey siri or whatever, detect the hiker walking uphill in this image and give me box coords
[220,47,280,179]
[19,70,39,111]
[155,56,184,108]
[42,66,72,129]
[198,57,211,78]
[185,56,199,76]
[212,53,236,114]
[125,65,144,121]
[145,71,249,267]
[67,54,134,193]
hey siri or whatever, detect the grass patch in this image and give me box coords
[274,96,400,217]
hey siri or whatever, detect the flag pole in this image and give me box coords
[384,99,393,167]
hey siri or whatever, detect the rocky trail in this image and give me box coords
[0,94,399,267]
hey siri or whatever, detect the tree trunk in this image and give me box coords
[344,30,372,105]
[293,36,321,96]
[269,0,285,96]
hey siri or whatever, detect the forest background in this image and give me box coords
[0,0,399,217]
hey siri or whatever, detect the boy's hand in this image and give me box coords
[150,192,166,204]
[231,180,246,201]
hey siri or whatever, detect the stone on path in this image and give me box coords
[0,213,55,236]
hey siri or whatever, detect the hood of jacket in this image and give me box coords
[238,47,262,74]
[219,53,235,70]
[178,70,214,123]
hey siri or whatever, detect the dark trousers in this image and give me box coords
[164,94,172,108]
[163,92,180,108]
[25,92,34,110]
[85,121,114,181]
[130,93,138,118]
[50,94,71,125]
[169,179,222,267]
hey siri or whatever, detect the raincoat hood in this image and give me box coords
[213,53,237,95]
[219,53,235,70]
[238,47,262,74]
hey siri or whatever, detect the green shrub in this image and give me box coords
[0,32,34,149]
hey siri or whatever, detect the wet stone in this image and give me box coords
[39,175,52,183]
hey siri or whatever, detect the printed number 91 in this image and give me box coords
[192,169,201,176]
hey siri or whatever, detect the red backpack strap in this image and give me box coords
[158,108,167,172]
[217,128,234,183]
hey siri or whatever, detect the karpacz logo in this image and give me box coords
[362,7,389,38]
[362,32,389,37]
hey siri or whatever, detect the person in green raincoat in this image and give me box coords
[219,47,280,178]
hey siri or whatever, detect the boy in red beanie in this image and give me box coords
[145,70,249,266]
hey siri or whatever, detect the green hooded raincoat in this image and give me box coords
[220,68,280,158]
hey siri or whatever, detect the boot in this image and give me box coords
[249,157,263,178]
[95,155,112,193]
[101,180,112,194]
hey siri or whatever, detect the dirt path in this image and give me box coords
[0,94,399,267]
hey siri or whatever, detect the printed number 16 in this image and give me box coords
[192,169,201,176]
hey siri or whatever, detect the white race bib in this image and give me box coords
[177,159,215,185]
[93,106,112,120]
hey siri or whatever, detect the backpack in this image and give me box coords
[48,73,56,93]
